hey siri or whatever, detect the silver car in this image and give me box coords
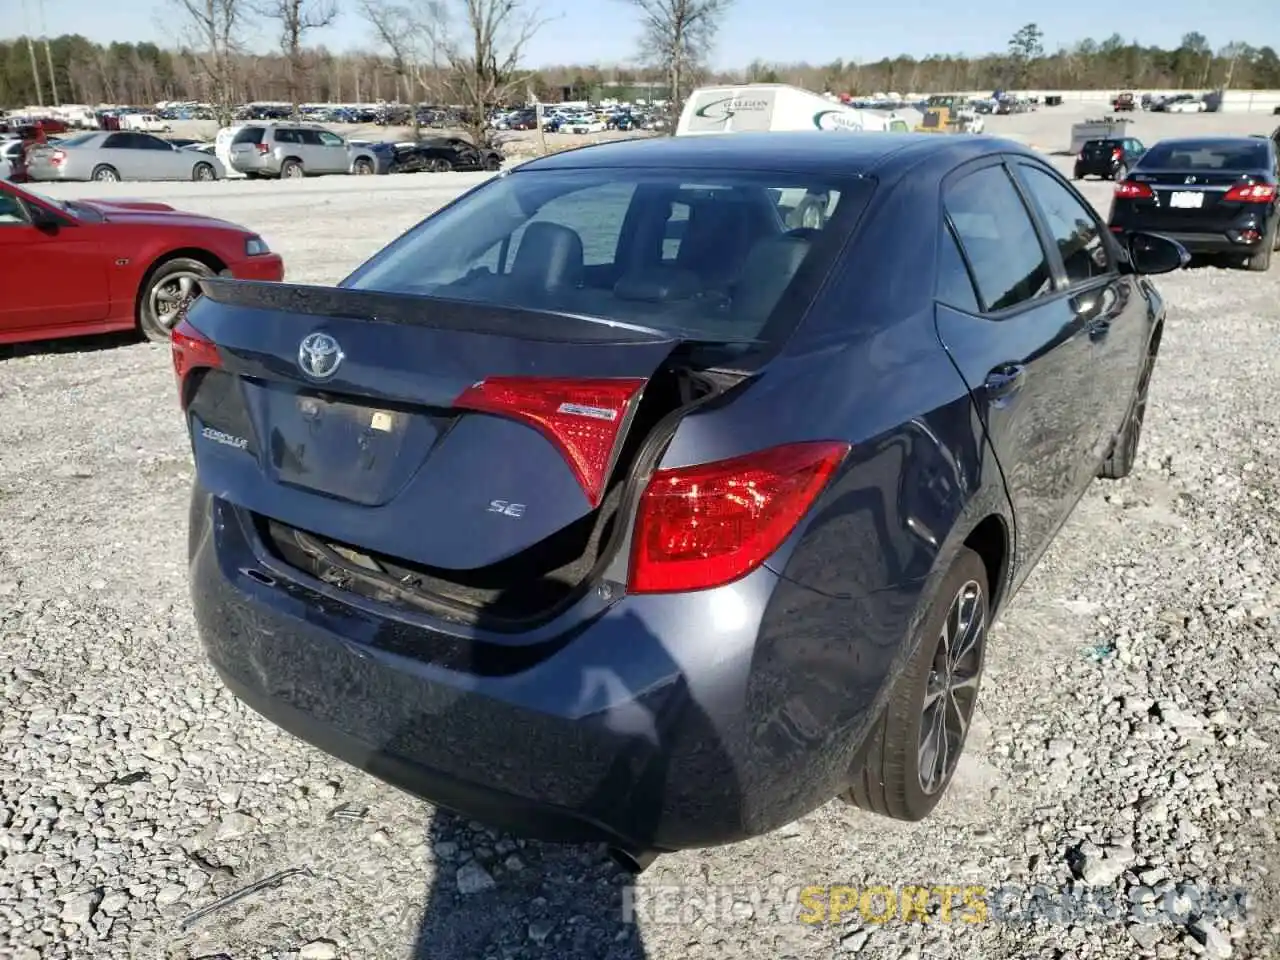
[0,138,23,180]
[25,131,226,183]
[227,122,377,178]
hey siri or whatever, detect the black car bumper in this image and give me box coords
[189,486,897,853]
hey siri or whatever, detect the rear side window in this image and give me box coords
[1017,166,1112,285]
[945,165,1052,313]
[936,225,980,313]
[232,127,264,145]
[273,129,299,144]
[102,133,131,148]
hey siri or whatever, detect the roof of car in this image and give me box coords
[518,131,1034,176]
[1146,135,1272,148]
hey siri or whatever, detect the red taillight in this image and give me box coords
[628,441,850,594]
[171,316,222,408]
[255,143,270,154]
[455,376,646,507]
[49,149,65,166]
[1115,180,1153,199]
[1111,148,1123,159]
[1223,183,1277,203]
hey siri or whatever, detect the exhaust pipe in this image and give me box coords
[607,846,659,874]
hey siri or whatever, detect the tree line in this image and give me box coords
[3,18,1278,124]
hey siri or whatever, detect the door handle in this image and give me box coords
[1072,291,1112,339]
[984,363,1026,404]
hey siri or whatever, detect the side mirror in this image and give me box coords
[1123,231,1190,275]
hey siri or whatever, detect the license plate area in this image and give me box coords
[258,386,443,506]
[1168,191,1204,209]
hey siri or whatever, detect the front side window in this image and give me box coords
[1017,166,1113,285]
[345,168,869,345]
[0,190,29,225]
[945,164,1052,313]
[317,131,344,147]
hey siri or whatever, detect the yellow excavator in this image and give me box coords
[915,94,981,134]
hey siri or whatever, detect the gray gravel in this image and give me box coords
[2,134,1279,959]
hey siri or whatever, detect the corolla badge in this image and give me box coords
[298,332,343,381]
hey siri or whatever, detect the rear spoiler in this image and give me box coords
[196,278,679,345]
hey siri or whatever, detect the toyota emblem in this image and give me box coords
[298,332,344,381]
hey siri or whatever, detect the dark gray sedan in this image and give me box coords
[26,131,226,183]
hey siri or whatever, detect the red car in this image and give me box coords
[0,179,283,345]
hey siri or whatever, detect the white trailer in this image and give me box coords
[677,83,905,136]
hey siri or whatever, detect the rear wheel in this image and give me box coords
[841,547,988,821]
[1099,349,1155,479]
[91,164,120,182]
[1072,166,1083,180]
[138,257,214,343]
[280,159,303,179]
[353,158,373,175]
[193,162,216,182]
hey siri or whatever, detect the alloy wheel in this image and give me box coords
[917,579,985,794]
[149,271,203,331]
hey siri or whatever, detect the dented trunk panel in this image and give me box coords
[183,282,682,571]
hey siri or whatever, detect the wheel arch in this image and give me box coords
[133,248,228,328]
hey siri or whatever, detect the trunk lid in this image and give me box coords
[181,279,688,571]
[1126,169,1255,223]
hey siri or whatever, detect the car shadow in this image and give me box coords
[398,600,746,960]
[0,329,140,361]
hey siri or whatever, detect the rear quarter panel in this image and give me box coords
[646,158,1013,821]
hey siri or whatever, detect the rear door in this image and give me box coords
[932,160,1105,577]
[100,132,147,179]
[314,129,349,173]
[1011,159,1150,462]
[135,133,183,179]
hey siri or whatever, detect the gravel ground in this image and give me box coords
[2,110,1279,960]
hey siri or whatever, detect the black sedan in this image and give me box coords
[174,132,1184,869]
[389,136,503,173]
[1109,136,1280,272]
[1074,136,1146,181]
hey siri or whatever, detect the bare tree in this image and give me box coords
[258,0,338,117]
[619,0,732,125]
[172,0,248,126]
[437,0,545,149]
[359,0,443,138]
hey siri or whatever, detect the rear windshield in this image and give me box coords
[232,127,265,145]
[344,168,870,346]
[1083,140,1121,150]
[1139,140,1269,171]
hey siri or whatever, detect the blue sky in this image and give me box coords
[15,0,1280,67]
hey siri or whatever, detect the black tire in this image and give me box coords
[482,154,502,171]
[137,257,214,343]
[91,164,120,183]
[1246,243,1273,272]
[1098,348,1156,479]
[280,158,303,179]
[842,546,989,821]
[353,158,373,175]
[1072,165,1084,180]
[193,162,216,182]
[430,157,453,173]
